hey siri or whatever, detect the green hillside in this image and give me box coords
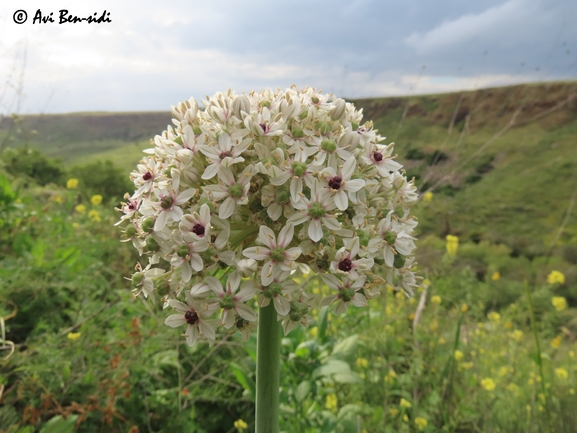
[2,82,576,259]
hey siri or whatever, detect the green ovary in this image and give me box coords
[309,202,326,218]
[228,184,243,198]
[220,294,235,310]
[270,247,286,263]
[292,162,307,177]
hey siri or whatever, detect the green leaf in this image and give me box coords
[313,359,361,383]
[337,404,361,433]
[230,362,255,400]
[295,380,311,403]
[331,335,358,362]
[39,415,79,433]
[317,306,329,342]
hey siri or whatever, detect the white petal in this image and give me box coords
[189,254,204,272]
[219,197,236,219]
[273,295,291,316]
[308,219,323,242]
[334,190,348,211]
[344,179,365,193]
[205,276,224,296]
[267,203,282,221]
[236,302,257,322]
[165,314,186,328]
[176,188,196,204]
[259,226,277,249]
[243,246,270,260]
[284,247,302,261]
[181,261,193,282]
[322,216,342,231]
[261,261,274,286]
[199,320,216,341]
[278,224,294,248]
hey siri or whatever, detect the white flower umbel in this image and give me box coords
[118,85,420,348]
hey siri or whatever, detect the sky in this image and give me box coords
[0,0,576,114]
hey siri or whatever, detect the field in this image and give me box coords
[0,82,576,433]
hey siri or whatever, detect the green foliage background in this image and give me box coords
[1,82,576,433]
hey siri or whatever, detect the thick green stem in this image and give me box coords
[256,303,281,433]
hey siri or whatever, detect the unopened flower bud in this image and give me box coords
[330,98,346,120]
[177,244,189,258]
[125,224,137,238]
[142,217,155,233]
[384,231,397,245]
[131,272,143,288]
[232,95,251,119]
[145,236,159,252]
[291,127,304,138]
[321,140,337,152]
[316,122,332,135]
[192,125,202,136]
[156,279,170,297]
[393,253,406,269]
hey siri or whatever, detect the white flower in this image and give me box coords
[152,181,196,231]
[204,166,253,219]
[256,270,299,316]
[205,273,258,328]
[119,86,420,345]
[199,131,251,180]
[330,237,374,280]
[288,180,343,242]
[243,224,302,286]
[319,274,367,314]
[319,156,365,211]
[164,293,219,346]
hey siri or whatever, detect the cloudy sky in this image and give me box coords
[0,0,576,114]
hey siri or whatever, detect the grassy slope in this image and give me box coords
[2,82,576,254]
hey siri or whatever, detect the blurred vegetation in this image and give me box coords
[0,82,576,432]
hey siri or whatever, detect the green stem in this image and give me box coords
[256,303,281,433]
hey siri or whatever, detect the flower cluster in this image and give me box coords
[117,86,419,345]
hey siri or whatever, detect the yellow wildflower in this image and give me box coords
[491,272,501,281]
[431,295,441,305]
[309,326,318,338]
[498,366,511,377]
[402,414,409,422]
[511,330,523,341]
[570,351,575,358]
[90,194,103,205]
[66,178,79,189]
[551,335,562,349]
[481,378,496,391]
[552,297,567,312]
[430,319,438,331]
[487,311,501,322]
[67,332,81,340]
[445,234,459,256]
[415,417,428,431]
[389,408,399,417]
[234,419,248,432]
[399,398,412,408]
[454,350,464,361]
[385,369,397,383]
[326,394,338,412]
[547,270,565,285]
[438,338,446,344]
[461,303,469,313]
[53,195,65,204]
[460,362,474,370]
[356,358,369,369]
[422,278,431,288]
[570,388,575,395]
[88,209,101,222]
[423,191,433,202]
[72,222,79,228]
[75,204,86,214]
[555,368,568,379]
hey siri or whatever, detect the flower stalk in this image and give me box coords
[256,303,281,433]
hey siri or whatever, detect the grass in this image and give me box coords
[1,81,576,432]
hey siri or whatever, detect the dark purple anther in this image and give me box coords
[328,176,342,190]
[185,311,199,325]
[143,171,153,181]
[338,258,353,272]
[373,152,383,162]
[192,224,205,236]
